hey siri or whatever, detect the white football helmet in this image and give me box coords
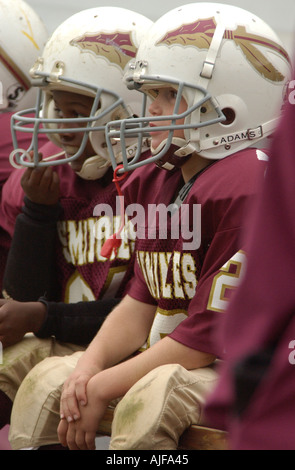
[11,7,152,179]
[0,0,48,113]
[106,2,291,171]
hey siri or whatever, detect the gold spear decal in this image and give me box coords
[157,18,290,82]
[70,32,137,70]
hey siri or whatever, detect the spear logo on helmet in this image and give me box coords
[70,31,137,70]
[156,18,290,82]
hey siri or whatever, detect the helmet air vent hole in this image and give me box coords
[221,108,236,125]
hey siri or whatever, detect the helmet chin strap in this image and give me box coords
[100,165,128,259]
[152,137,195,170]
[73,154,112,180]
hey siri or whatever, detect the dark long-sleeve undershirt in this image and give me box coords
[2,197,121,344]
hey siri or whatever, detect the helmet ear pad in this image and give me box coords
[41,95,63,148]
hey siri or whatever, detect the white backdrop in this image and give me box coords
[25,0,295,55]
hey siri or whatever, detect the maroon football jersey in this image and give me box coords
[127,148,268,357]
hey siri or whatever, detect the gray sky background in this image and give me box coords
[25,0,295,54]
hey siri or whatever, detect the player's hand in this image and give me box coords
[21,153,60,205]
[59,364,101,424]
[0,299,47,348]
[58,376,109,450]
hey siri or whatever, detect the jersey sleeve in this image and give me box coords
[126,254,158,305]
[169,228,246,357]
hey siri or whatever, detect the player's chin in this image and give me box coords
[150,133,166,152]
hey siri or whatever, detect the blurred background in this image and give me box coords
[25,0,295,55]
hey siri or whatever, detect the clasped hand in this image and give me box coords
[58,368,108,450]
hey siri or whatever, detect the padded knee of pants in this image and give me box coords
[9,351,83,450]
[110,363,216,450]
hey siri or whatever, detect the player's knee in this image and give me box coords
[110,364,186,450]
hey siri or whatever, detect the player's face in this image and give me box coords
[52,90,96,172]
[148,87,187,151]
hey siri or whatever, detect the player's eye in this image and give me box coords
[168,88,178,100]
[149,88,160,99]
[53,107,63,118]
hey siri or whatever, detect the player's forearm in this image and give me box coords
[2,197,61,301]
[75,295,156,372]
[90,336,216,404]
[35,298,121,344]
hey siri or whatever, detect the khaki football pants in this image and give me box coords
[0,335,84,441]
[7,347,218,450]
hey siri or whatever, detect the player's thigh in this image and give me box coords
[0,335,55,400]
[0,334,83,400]
[9,350,84,449]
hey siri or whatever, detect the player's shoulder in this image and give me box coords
[212,147,268,173]
[203,147,268,183]
[0,111,12,127]
[189,147,268,204]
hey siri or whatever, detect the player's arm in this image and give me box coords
[3,162,61,301]
[60,294,157,420]
[74,294,157,371]
[35,297,122,344]
[61,319,214,424]
[2,196,61,301]
[91,335,215,402]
